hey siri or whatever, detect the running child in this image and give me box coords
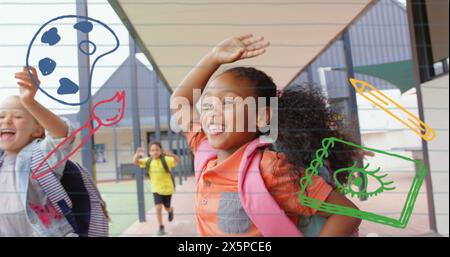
[0,67,75,236]
[171,34,362,236]
[133,142,180,235]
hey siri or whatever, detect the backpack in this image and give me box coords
[194,137,358,237]
[194,137,302,236]
[145,156,176,190]
[30,144,109,237]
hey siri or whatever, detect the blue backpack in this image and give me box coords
[58,160,109,237]
[30,145,109,237]
[0,146,109,237]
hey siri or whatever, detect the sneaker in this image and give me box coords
[157,225,166,236]
[168,210,174,222]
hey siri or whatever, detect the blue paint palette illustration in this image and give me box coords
[26,15,119,106]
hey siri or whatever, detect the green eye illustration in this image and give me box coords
[333,161,396,198]
[299,137,427,229]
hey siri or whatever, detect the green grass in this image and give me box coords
[97,180,153,237]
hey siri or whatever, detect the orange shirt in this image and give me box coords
[187,124,332,236]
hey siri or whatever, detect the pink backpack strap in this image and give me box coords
[238,138,303,237]
[193,138,216,183]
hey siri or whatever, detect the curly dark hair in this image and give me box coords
[223,67,359,184]
[276,86,359,183]
[224,67,277,106]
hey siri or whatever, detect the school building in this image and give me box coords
[63,56,190,183]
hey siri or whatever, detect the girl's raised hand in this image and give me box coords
[135,147,145,157]
[210,34,270,65]
[163,150,176,157]
[15,66,40,103]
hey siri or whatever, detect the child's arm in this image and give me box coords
[15,66,68,138]
[132,147,145,166]
[171,34,269,130]
[164,150,181,164]
[317,191,362,236]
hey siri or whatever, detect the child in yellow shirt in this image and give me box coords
[133,141,179,235]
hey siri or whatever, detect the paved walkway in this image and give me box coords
[120,173,441,237]
[121,176,198,237]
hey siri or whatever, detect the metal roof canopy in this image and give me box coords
[108,0,377,90]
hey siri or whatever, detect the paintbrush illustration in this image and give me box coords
[31,90,126,180]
